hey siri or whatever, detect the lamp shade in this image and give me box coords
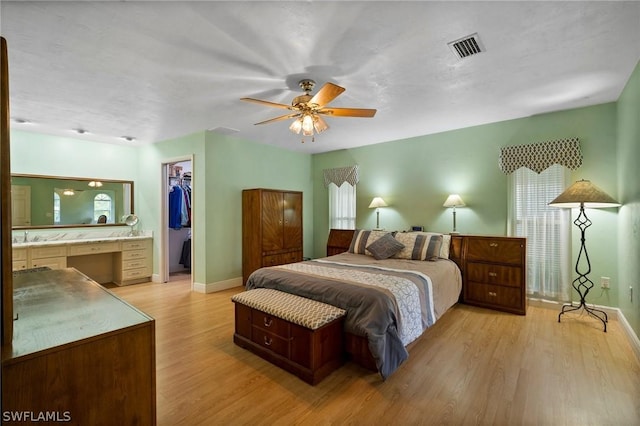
[368,197,387,208]
[443,194,465,208]
[549,179,620,208]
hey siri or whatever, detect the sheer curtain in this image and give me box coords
[324,165,359,230]
[507,164,572,301]
[328,182,356,229]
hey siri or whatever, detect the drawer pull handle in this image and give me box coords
[488,291,497,297]
[488,272,498,277]
[489,242,498,247]
[263,336,272,346]
[263,317,272,327]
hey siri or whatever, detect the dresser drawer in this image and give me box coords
[68,241,120,256]
[466,281,523,311]
[250,327,289,358]
[31,245,67,259]
[251,311,290,338]
[31,256,67,270]
[122,258,149,270]
[466,262,522,288]
[13,260,28,271]
[262,251,302,267]
[466,238,524,265]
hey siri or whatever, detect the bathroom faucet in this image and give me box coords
[24,231,29,242]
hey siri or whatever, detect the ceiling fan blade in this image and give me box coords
[318,107,377,118]
[254,113,301,125]
[309,82,345,107]
[241,97,292,110]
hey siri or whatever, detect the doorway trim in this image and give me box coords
[160,155,194,290]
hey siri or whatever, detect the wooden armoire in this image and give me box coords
[242,189,303,284]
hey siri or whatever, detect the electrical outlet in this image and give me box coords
[600,277,610,289]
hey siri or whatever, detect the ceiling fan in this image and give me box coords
[241,79,377,142]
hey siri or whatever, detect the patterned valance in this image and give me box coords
[499,137,582,174]
[323,165,359,187]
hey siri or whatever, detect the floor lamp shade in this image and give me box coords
[549,179,620,332]
[368,197,387,229]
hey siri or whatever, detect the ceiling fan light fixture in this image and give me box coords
[289,118,302,134]
[313,116,328,133]
[302,114,314,135]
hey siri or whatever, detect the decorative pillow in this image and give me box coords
[348,229,389,255]
[414,232,451,259]
[366,233,405,260]
[392,232,443,261]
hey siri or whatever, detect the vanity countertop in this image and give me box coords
[12,234,151,248]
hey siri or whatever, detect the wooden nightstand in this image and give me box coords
[462,236,527,315]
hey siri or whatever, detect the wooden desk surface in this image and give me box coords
[3,267,153,361]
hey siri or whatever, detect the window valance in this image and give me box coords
[323,165,359,187]
[499,137,582,175]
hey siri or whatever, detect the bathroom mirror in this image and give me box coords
[11,174,134,229]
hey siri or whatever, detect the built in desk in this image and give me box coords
[1,268,156,425]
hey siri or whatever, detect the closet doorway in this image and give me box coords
[161,157,193,287]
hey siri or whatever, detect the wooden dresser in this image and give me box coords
[2,268,156,424]
[242,189,303,284]
[462,235,527,315]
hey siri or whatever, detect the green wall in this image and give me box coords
[312,102,620,308]
[617,60,640,335]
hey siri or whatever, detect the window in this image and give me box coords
[508,164,571,301]
[329,182,356,229]
[53,192,60,224]
[93,193,112,223]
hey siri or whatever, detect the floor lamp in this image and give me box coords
[549,179,620,332]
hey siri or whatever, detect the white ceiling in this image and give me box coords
[2,1,639,154]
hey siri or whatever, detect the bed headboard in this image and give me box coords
[326,229,464,271]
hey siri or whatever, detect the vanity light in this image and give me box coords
[62,189,75,196]
[88,181,103,188]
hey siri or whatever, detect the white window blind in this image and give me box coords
[508,164,571,301]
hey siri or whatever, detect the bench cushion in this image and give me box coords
[232,288,345,330]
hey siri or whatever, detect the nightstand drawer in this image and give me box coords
[466,282,523,311]
[466,238,524,265]
[467,262,522,288]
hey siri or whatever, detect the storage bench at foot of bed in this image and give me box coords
[232,288,346,385]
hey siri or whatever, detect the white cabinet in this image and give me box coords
[114,239,153,286]
[29,245,67,270]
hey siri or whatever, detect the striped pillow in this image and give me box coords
[348,230,390,255]
[392,232,443,261]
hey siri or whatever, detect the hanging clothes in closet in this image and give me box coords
[169,176,192,229]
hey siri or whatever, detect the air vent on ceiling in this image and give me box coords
[448,33,484,59]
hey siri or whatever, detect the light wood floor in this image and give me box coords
[110,278,640,425]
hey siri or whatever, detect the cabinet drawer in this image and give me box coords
[121,240,150,251]
[250,327,289,358]
[13,260,28,271]
[467,262,522,288]
[31,256,67,270]
[263,251,302,267]
[466,238,524,265]
[122,258,149,270]
[251,311,290,338]
[120,267,151,281]
[68,241,120,256]
[466,281,523,310]
[122,249,147,261]
[13,248,27,261]
[31,245,67,259]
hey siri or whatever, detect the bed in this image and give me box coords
[245,230,463,380]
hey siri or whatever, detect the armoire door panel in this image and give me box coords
[283,192,302,250]
[261,190,284,252]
